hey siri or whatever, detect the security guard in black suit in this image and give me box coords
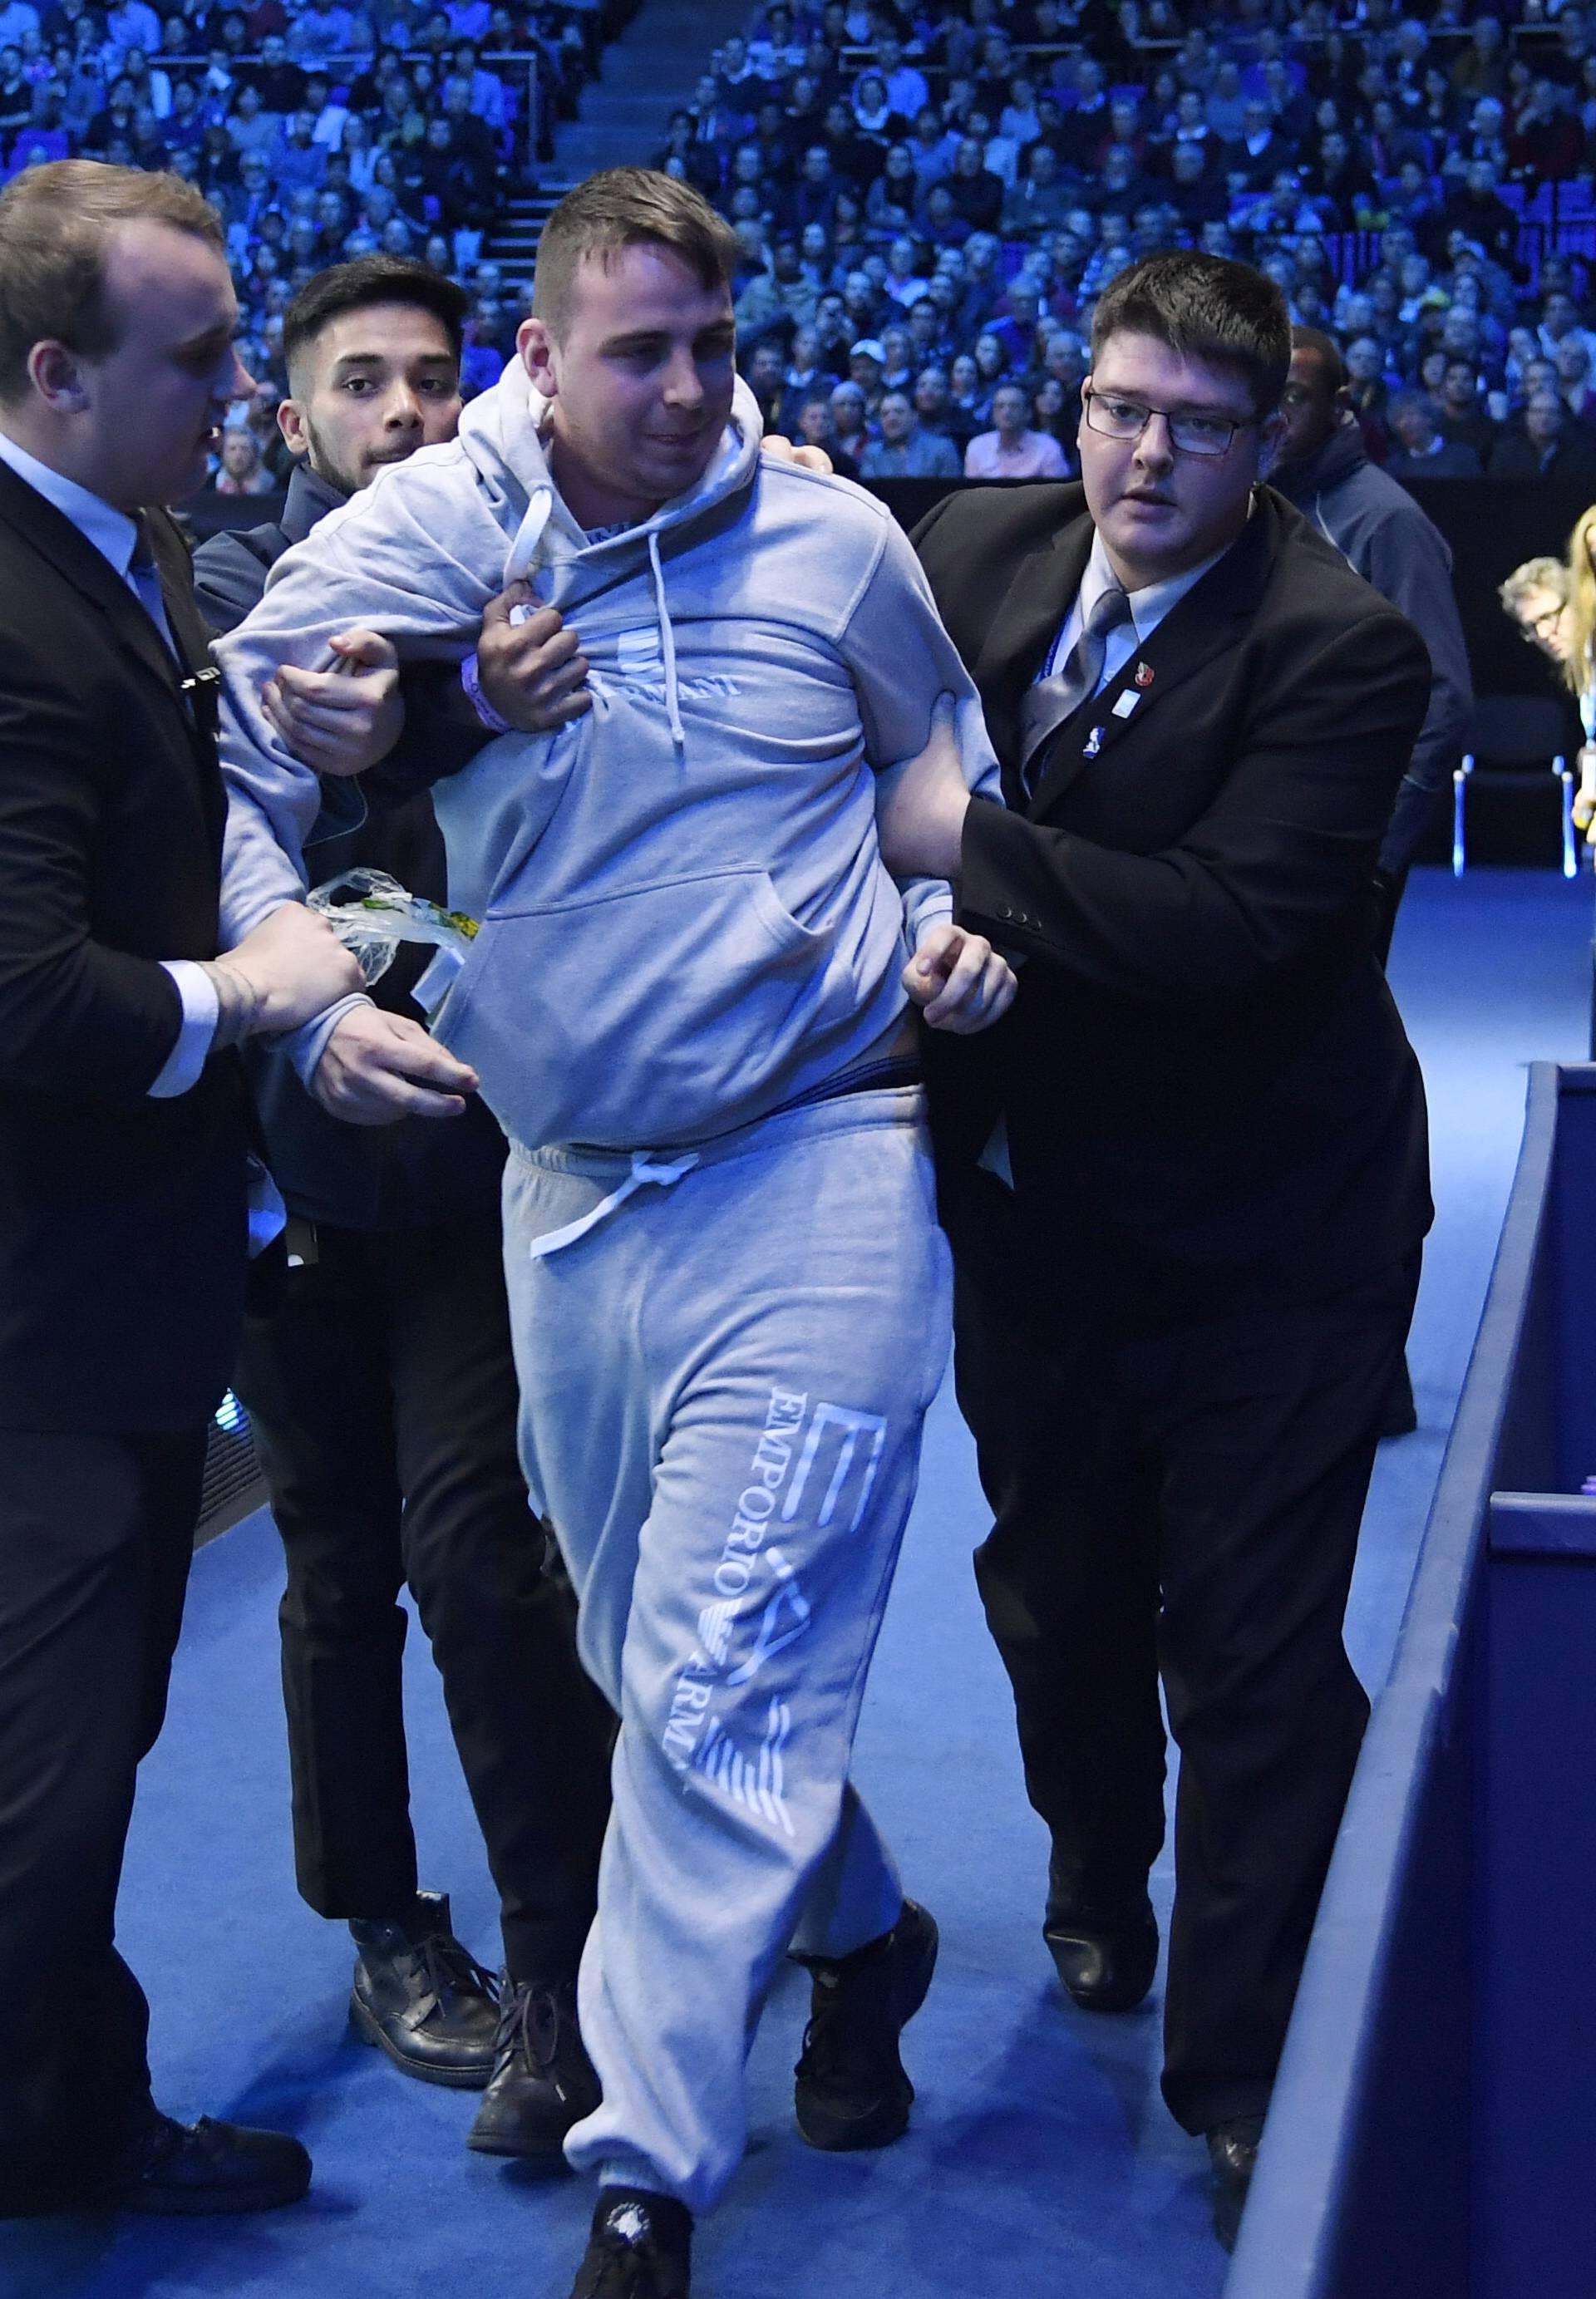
[0,161,362,2217]
[879,253,1433,2249]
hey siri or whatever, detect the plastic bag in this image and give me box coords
[308,866,478,988]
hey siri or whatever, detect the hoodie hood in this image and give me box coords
[451,363,767,747]
[1271,417,1368,510]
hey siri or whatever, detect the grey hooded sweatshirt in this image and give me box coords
[1273,421,1471,874]
[217,371,1000,1155]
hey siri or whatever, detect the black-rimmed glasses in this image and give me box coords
[1082,382,1255,458]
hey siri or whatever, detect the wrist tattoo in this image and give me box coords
[201,959,261,1050]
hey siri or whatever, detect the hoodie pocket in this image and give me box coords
[433,865,864,1150]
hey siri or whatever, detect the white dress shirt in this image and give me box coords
[0,426,218,1096]
[1039,523,1242,706]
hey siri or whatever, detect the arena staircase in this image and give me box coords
[482,0,753,288]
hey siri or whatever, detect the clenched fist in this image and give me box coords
[476,585,592,734]
[903,923,1017,1035]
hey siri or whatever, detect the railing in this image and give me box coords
[1224,1061,1596,2299]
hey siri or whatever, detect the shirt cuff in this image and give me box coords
[148,959,219,1098]
[905,879,954,948]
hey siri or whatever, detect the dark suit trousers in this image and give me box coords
[0,1427,206,2196]
[233,1213,611,1986]
[947,1169,1419,2133]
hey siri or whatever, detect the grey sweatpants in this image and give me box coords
[500,1086,951,2213]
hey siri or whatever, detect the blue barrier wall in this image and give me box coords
[1224,1064,1596,2299]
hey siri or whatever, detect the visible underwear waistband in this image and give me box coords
[761,1055,922,1122]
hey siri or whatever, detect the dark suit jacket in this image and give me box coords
[0,460,247,1430]
[914,480,1435,1317]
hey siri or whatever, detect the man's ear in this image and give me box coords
[277,394,308,456]
[1333,382,1354,421]
[27,338,88,413]
[519,313,558,399]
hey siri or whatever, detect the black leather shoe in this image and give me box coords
[791,1898,938,2152]
[1043,1875,1159,2013]
[348,1888,499,2087]
[567,2186,692,2298]
[116,2111,312,2216]
[0,2108,312,2219]
[1044,1857,1154,2023]
[1207,2114,1264,2252]
[466,1975,599,2162]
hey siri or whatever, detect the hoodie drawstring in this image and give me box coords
[505,485,554,590]
[502,478,684,751]
[648,527,686,751]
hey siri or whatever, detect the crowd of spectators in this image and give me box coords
[657,0,1596,489]
[0,0,637,484]
[19,0,1596,494]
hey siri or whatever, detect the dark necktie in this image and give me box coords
[1020,578,1134,790]
[129,512,178,660]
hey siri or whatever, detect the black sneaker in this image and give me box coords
[1207,2114,1264,2252]
[566,2187,692,2298]
[466,1975,599,2162]
[348,1889,499,2088]
[791,1898,938,2152]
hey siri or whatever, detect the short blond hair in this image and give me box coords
[0,160,224,402]
[1498,556,1569,615]
[531,167,739,342]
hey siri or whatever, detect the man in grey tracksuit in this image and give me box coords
[213,170,1010,2299]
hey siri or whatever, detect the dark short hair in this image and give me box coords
[1291,323,1347,392]
[283,254,468,386]
[1092,251,1291,417]
[532,167,739,341]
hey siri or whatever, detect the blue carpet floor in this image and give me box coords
[8,869,1593,2299]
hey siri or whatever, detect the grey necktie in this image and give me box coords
[1020,579,1134,790]
[129,513,178,659]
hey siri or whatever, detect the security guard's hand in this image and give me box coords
[263,629,402,775]
[212,902,364,1036]
[762,436,834,475]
